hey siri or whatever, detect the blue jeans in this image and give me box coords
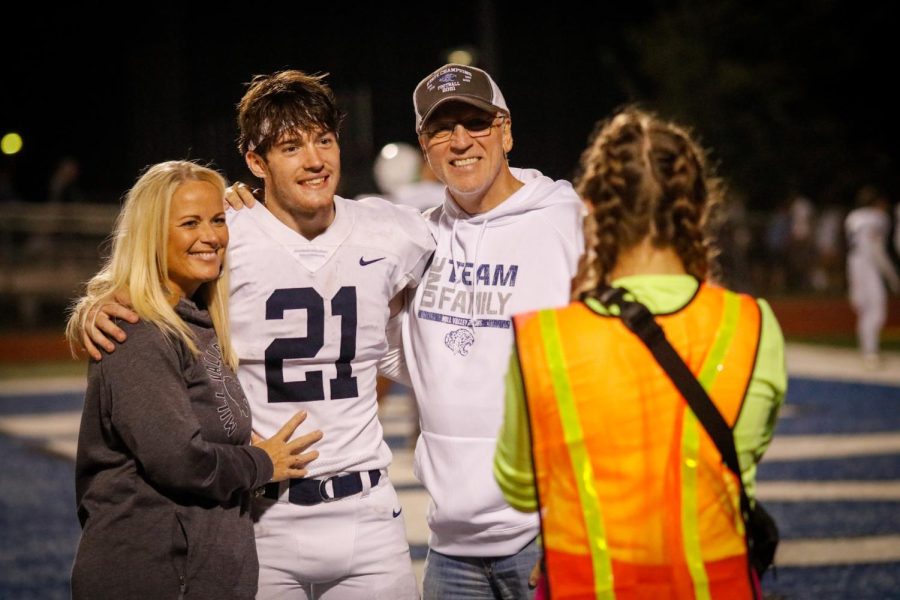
[423,538,539,600]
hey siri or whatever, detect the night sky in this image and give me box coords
[2,2,895,208]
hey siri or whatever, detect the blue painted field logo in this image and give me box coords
[444,328,475,356]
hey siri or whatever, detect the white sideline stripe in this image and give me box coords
[757,480,900,501]
[0,411,81,437]
[389,448,420,487]
[413,561,424,593]
[379,392,416,414]
[765,432,900,461]
[382,419,416,438]
[45,439,78,460]
[776,535,900,566]
[0,345,893,394]
[786,343,900,386]
[0,377,86,396]
[396,488,431,546]
[0,411,80,460]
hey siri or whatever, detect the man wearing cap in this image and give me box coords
[402,64,584,598]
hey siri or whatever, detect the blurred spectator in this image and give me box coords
[717,192,754,293]
[48,157,84,203]
[895,202,900,258]
[373,142,420,197]
[372,142,443,211]
[763,201,791,294]
[392,162,444,212]
[0,165,21,203]
[24,157,85,258]
[845,185,899,369]
[811,204,845,293]
[786,193,815,292]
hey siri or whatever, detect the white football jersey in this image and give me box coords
[226,196,434,477]
[846,206,890,259]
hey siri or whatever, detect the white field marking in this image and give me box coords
[1,345,892,396]
[757,480,900,501]
[378,391,418,438]
[764,431,900,461]
[0,410,81,437]
[0,378,435,593]
[45,439,78,460]
[396,487,431,546]
[381,414,417,439]
[413,561,425,596]
[0,411,80,460]
[775,404,799,418]
[378,392,417,417]
[0,377,86,396]
[786,343,900,386]
[388,447,421,487]
[776,535,900,566]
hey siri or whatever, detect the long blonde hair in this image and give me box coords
[66,161,238,370]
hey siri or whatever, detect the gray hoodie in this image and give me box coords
[72,298,272,599]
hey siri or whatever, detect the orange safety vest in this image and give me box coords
[513,283,761,600]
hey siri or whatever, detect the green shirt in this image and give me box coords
[493,275,787,512]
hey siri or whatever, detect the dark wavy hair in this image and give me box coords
[573,108,723,292]
[237,70,345,157]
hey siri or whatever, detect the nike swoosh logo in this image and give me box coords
[392,507,402,518]
[359,257,386,266]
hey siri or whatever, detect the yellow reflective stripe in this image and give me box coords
[680,290,741,600]
[539,310,615,600]
[681,412,708,599]
[711,292,747,535]
[698,291,740,388]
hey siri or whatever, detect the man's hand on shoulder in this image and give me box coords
[81,290,139,361]
[224,182,261,210]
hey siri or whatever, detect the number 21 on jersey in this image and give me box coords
[264,286,358,402]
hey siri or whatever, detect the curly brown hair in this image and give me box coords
[237,70,345,157]
[573,108,723,293]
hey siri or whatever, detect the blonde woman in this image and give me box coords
[66,161,322,600]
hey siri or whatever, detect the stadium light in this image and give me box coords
[1,132,23,155]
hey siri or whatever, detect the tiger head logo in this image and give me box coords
[444,328,475,356]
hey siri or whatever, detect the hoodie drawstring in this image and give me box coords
[443,207,489,341]
[468,219,488,339]
[447,212,460,291]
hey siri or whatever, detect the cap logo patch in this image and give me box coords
[428,67,473,95]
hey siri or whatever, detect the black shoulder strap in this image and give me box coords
[591,286,753,524]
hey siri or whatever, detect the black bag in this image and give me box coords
[591,286,779,579]
[748,501,779,577]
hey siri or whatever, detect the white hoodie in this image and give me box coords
[402,167,584,556]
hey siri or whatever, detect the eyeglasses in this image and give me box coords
[421,115,505,144]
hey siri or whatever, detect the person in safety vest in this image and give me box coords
[493,108,787,600]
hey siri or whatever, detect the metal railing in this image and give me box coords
[0,202,119,324]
